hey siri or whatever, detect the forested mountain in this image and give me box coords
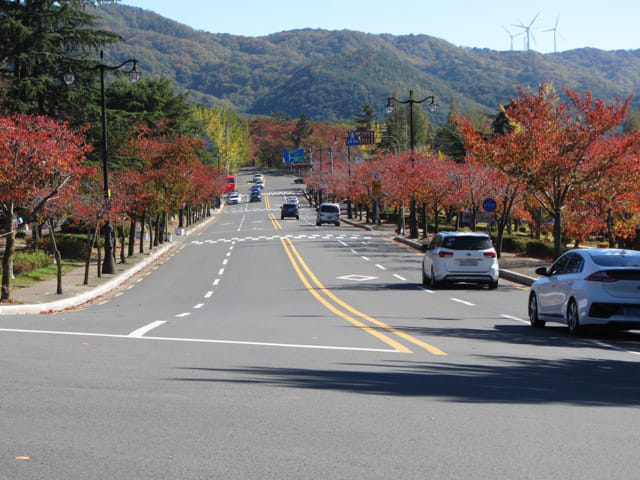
[94,4,640,124]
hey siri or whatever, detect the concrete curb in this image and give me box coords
[0,243,174,315]
[0,211,222,315]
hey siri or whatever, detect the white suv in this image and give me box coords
[316,203,341,226]
[421,232,499,289]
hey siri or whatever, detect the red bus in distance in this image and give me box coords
[225,174,235,193]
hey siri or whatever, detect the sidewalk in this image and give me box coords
[0,213,220,315]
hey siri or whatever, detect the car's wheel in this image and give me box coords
[566,299,582,335]
[488,279,499,290]
[296,215,299,220]
[528,293,545,328]
[316,221,321,226]
[422,267,429,287]
[335,221,340,226]
[281,215,284,220]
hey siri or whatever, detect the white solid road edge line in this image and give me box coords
[128,321,167,337]
[0,328,399,353]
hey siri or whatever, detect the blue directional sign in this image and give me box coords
[283,148,305,164]
[482,198,497,213]
[346,130,361,146]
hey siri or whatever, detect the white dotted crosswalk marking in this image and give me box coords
[191,234,373,246]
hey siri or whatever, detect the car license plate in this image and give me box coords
[459,259,478,266]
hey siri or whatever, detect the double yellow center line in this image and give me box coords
[280,237,446,355]
[265,195,282,229]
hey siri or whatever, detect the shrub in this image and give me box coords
[13,250,52,275]
[525,240,555,258]
[55,234,91,260]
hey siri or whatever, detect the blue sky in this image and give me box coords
[120,0,640,53]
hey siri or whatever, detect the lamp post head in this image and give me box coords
[63,68,75,85]
[128,60,141,83]
[385,98,394,114]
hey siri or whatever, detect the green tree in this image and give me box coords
[354,102,376,131]
[434,98,465,161]
[95,77,198,168]
[623,106,640,133]
[291,114,313,148]
[0,0,122,118]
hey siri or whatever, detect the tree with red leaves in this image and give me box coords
[0,114,89,301]
[457,83,637,257]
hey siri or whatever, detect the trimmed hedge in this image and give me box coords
[27,233,91,260]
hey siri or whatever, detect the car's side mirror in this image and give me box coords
[535,267,548,276]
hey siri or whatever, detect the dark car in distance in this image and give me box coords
[250,190,262,202]
[281,203,299,220]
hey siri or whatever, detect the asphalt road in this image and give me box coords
[2,168,640,479]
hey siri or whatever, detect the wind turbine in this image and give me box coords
[512,13,539,51]
[544,16,561,53]
[502,26,522,51]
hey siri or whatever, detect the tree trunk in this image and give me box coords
[120,223,126,263]
[83,227,98,285]
[128,217,136,257]
[1,207,16,301]
[48,218,63,295]
[31,220,40,253]
[139,211,146,254]
[421,202,427,238]
[96,227,102,279]
[148,217,154,250]
[409,197,418,238]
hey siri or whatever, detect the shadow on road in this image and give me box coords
[171,355,640,406]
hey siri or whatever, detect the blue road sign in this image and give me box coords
[346,131,361,146]
[283,148,305,163]
[482,198,497,212]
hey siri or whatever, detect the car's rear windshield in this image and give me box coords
[320,205,339,212]
[591,253,640,267]
[442,236,492,250]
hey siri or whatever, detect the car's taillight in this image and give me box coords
[484,250,497,258]
[439,251,453,258]
[585,271,618,282]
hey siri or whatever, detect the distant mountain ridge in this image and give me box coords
[95,4,640,124]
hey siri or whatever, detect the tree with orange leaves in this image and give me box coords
[457,83,637,257]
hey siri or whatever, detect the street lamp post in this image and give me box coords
[385,90,436,238]
[64,51,141,274]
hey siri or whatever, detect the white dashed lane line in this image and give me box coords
[393,274,407,281]
[375,264,386,270]
[213,279,220,286]
[204,291,213,298]
[451,298,475,306]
